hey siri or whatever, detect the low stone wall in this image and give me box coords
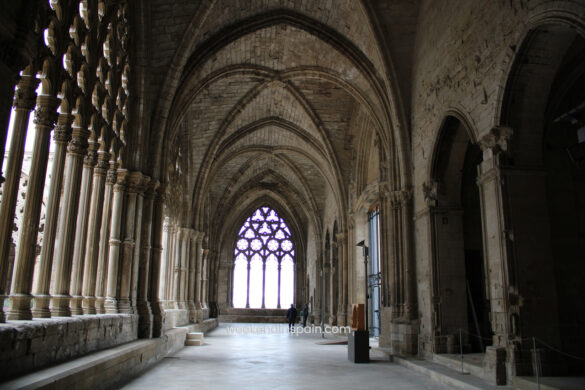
[0,314,138,381]
[163,309,189,330]
[0,319,220,390]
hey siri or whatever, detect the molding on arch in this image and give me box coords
[493,2,585,126]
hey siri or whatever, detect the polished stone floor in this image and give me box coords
[118,323,449,390]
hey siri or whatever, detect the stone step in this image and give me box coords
[186,332,204,340]
[432,353,486,379]
[185,339,203,346]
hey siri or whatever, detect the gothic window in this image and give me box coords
[232,206,295,309]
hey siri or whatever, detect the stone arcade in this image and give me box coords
[0,0,584,388]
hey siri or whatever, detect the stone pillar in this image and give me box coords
[194,233,203,311]
[188,231,198,322]
[172,228,182,309]
[137,179,157,338]
[8,94,60,320]
[117,171,142,314]
[104,163,127,314]
[130,175,148,314]
[94,144,117,313]
[336,233,347,326]
[150,188,166,337]
[178,228,188,310]
[201,249,209,310]
[0,75,38,322]
[159,218,170,304]
[477,127,513,385]
[261,258,266,309]
[81,133,109,314]
[164,224,175,308]
[69,131,97,314]
[49,118,90,317]
[31,113,73,318]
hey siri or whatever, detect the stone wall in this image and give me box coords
[0,314,138,381]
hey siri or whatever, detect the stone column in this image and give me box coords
[194,233,203,311]
[187,231,198,322]
[7,94,60,320]
[261,258,266,309]
[49,119,90,317]
[0,75,38,322]
[159,218,170,304]
[137,179,157,338]
[336,232,347,326]
[164,224,175,308]
[477,127,513,385]
[94,144,117,313]
[32,113,73,318]
[178,228,188,310]
[172,228,182,309]
[81,133,109,314]
[69,131,97,314]
[150,187,165,337]
[201,249,209,310]
[118,171,142,314]
[277,259,282,309]
[245,260,250,308]
[130,175,148,314]
[104,163,127,314]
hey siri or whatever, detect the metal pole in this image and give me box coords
[364,247,369,336]
[533,337,540,390]
[460,328,464,374]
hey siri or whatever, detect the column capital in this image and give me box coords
[422,180,438,207]
[53,113,73,143]
[114,169,128,190]
[83,132,99,167]
[390,189,412,208]
[335,232,347,242]
[479,127,513,159]
[13,75,39,111]
[126,171,148,194]
[34,95,60,129]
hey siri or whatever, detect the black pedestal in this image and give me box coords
[348,330,369,363]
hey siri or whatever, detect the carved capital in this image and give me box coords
[13,75,39,111]
[67,135,89,155]
[106,167,118,184]
[33,96,60,129]
[53,114,73,143]
[126,171,146,193]
[390,189,412,208]
[479,127,513,159]
[422,180,438,207]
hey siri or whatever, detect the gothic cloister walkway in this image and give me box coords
[119,323,448,390]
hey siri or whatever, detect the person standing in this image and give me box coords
[301,304,309,327]
[286,304,297,332]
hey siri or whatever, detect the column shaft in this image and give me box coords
[31,114,72,317]
[8,95,59,320]
[104,169,127,313]
[81,137,109,314]
[94,152,116,313]
[188,231,197,322]
[137,180,156,338]
[69,137,96,314]
[150,190,165,337]
[49,124,90,317]
[0,75,38,322]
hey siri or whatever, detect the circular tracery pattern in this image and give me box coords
[233,206,295,309]
[234,206,295,259]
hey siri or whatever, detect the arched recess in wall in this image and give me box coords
[428,115,490,354]
[499,21,585,374]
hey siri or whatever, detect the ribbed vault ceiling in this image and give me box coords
[153,0,398,236]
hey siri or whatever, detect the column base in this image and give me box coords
[328,314,337,326]
[95,297,105,314]
[484,346,508,385]
[337,312,347,327]
[82,296,97,314]
[137,300,153,339]
[50,295,72,317]
[388,318,419,356]
[104,297,119,314]
[117,298,132,314]
[151,301,165,338]
[188,301,197,323]
[7,294,33,320]
[31,294,52,318]
[0,293,7,322]
[70,295,84,315]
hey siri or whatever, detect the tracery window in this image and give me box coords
[232,207,295,309]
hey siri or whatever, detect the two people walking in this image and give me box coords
[286,303,309,331]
